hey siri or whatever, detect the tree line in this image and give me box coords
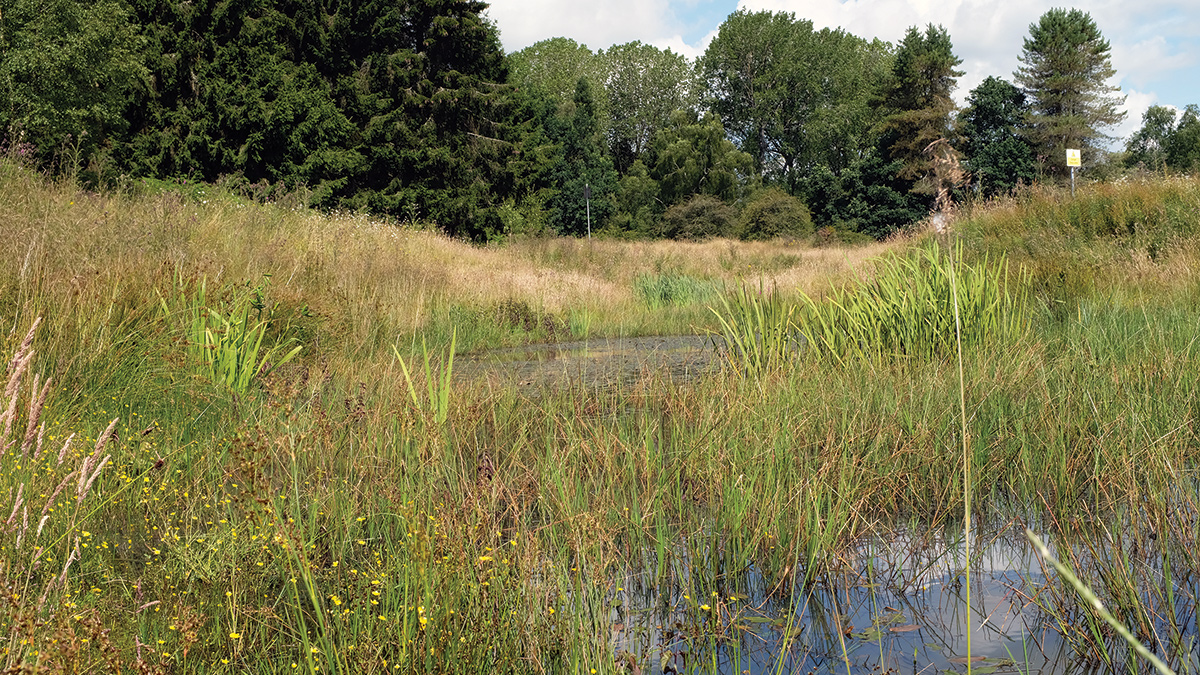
[0,1,1190,241]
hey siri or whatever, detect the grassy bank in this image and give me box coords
[2,164,1200,673]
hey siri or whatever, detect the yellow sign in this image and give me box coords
[1066,149,1082,167]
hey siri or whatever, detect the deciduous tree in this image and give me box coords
[958,77,1036,196]
[0,0,144,171]
[700,10,890,192]
[1166,105,1200,172]
[598,41,697,173]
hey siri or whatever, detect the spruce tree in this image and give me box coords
[1014,8,1125,176]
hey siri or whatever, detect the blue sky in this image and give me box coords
[485,0,1200,145]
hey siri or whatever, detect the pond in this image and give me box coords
[455,335,720,392]
[607,522,1199,674]
[454,336,1200,674]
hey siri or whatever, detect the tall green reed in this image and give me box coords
[710,240,1029,375]
[159,273,302,393]
[393,328,456,425]
[795,241,1028,364]
[709,282,796,377]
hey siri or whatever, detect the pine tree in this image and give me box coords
[878,24,963,195]
[1014,8,1125,176]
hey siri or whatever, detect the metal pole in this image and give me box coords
[1070,167,1075,198]
[586,182,591,240]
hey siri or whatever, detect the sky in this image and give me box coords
[484,0,1200,145]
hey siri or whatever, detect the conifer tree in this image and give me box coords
[1014,8,1125,176]
[877,24,963,195]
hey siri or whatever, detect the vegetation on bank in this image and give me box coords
[2,161,1200,672]
[7,0,1182,243]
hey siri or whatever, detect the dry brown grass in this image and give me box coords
[0,164,900,357]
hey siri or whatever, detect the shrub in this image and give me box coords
[738,187,813,240]
[656,194,737,240]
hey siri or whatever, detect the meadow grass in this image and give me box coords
[1,161,1199,672]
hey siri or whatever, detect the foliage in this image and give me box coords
[547,78,617,236]
[803,151,927,239]
[649,111,754,208]
[737,187,813,240]
[161,276,303,393]
[0,0,145,173]
[794,242,1028,363]
[958,77,1037,196]
[656,194,737,240]
[607,159,660,235]
[878,24,963,195]
[117,0,533,240]
[1014,8,1125,177]
[508,37,607,113]
[1167,105,1200,172]
[599,41,699,173]
[1125,104,1200,174]
[700,10,892,191]
[709,283,796,377]
[1125,105,1177,173]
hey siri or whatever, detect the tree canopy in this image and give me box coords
[1,0,1176,243]
[700,10,891,193]
[958,77,1037,196]
[878,24,963,194]
[1015,8,1125,176]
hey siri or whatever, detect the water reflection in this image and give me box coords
[605,524,1199,674]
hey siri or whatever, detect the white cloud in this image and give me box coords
[487,0,678,53]
[654,29,721,60]
[1111,36,1196,90]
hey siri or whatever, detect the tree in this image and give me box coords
[1166,105,1200,172]
[1014,8,1125,176]
[1125,105,1176,173]
[649,110,754,207]
[119,0,531,240]
[738,187,812,240]
[547,78,617,236]
[877,24,963,195]
[802,151,925,240]
[700,10,890,192]
[958,77,1036,196]
[658,194,737,240]
[508,37,606,113]
[0,0,145,172]
[597,42,698,174]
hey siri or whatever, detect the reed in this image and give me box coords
[794,240,1028,364]
[1,159,1199,672]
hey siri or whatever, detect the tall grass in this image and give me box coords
[711,240,1029,373]
[1,159,1199,672]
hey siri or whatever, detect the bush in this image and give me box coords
[657,194,737,240]
[738,187,813,240]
